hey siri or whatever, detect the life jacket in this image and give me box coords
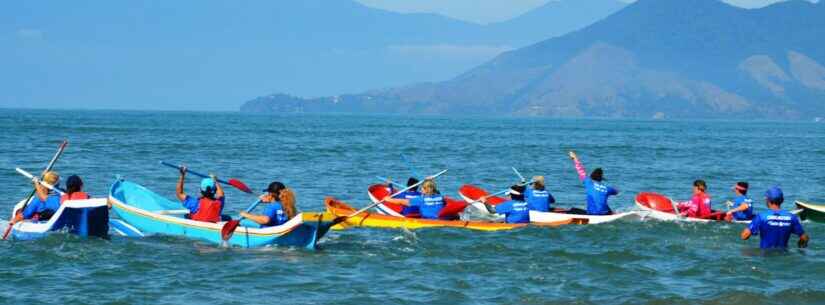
[61,192,90,204]
[696,193,712,218]
[190,197,223,223]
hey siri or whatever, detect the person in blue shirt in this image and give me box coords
[16,171,62,222]
[481,184,529,223]
[741,186,809,249]
[725,181,754,222]
[240,182,297,228]
[524,176,560,212]
[387,177,423,216]
[382,179,444,219]
[569,151,618,215]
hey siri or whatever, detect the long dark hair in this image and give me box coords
[66,175,83,197]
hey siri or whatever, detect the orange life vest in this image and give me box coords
[61,192,90,204]
[190,197,223,223]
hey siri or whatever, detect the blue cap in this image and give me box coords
[200,178,216,192]
[765,186,784,204]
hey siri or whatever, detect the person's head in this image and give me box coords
[43,171,59,187]
[407,177,420,191]
[590,168,604,182]
[509,184,526,201]
[279,187,297,217]
[66,175,83,194]
[693,180,707,194]
[421,179,437,195]
[532,176,545,190]
[263,181,286,199]
[733,181,748,196]
[200,178,216,199]
[765,186,784,207]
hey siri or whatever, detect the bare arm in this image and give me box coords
[33,179,49,201]
[239,212,270,225]
[211,174,224,199]
[175,167,187,201]
[727,203,749,214]
[799,233,809,248]
[740,228,752,240]
[382,197,410,206]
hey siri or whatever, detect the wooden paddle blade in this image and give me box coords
[2,223,13,240]
[221,220,242,240]
[227,179,252,193]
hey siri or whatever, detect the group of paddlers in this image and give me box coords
[7,150,809,250]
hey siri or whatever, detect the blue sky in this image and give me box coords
[356,0,815,24]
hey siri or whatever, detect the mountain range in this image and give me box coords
[0,0,625,110]
[242,0,825,120]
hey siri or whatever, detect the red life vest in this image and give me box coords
[191,197,223,223]
[61,192,90,204]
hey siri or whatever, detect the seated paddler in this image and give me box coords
[382,179,445,219]
[239,181,297,228]
[12,171,62,224]
[176,166,225,223]
[387,177,422,216]
[480,184,530,223]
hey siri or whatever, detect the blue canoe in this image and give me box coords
[108,179,335,249]
[5,197,109,240]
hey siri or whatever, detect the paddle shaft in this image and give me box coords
[347,169,448,218]
[160,161,235,185]
[376,176,405,188]
[238,199,263,221]
[401,153,421,178]
[16,168,66,196]
[512,167,527,182]
[471,180,536,206]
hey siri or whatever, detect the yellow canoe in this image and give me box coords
[325,197,583,231]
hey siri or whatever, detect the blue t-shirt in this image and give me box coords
[22,193,61,219]
[748,210,805,249]
[495,200,530,223]
[525,188,555,212]
[731,195,754,221]
[408,194,445,219]
[583,178,618,215]
[261,202,289,227]
[182,195,226,215]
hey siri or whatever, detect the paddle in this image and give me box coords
[671,197,683,219]
[332,169,448,224]
[3,140,67,240]
[469,180,536,213]
[15,168,66,196]
[220,199,263,241]
[376,176,405,188]
[511,167,527,183]
[401,153,421,178]
[160,161,252,193]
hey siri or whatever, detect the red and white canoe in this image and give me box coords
[458,184,638,224]
[635,192,749,223]
[367,184,469,219]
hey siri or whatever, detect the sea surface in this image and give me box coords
[1,109,824,305]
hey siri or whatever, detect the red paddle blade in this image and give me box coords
[221,220,242,241]
[227,179,252,193]
[2,223,13,240]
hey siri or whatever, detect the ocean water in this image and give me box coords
[1,109,824,305]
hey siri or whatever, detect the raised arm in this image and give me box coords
[211,174,224,199]
[175,166,187,201]
[569,151,586,181]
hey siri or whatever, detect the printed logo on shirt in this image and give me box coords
[513,202,528,212]
[593,183,608,193]
[423,196,443,206]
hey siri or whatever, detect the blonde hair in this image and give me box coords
[43,171,59,186]
[279,188,297,219]
[421,179,436,195]
[532,176,545,189]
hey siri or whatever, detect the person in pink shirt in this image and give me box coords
[676,180,713,218]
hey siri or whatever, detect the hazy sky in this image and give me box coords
[356,0,815,24]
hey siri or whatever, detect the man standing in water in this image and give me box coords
[740,186,809,249]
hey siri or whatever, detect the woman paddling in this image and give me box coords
[12,171,62,224]
[176,166,225,223]
[568,151,618,215]
[382,179,445,219]
[240,182,297,227]
[677,180,712,218]
[480,184,530,223]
